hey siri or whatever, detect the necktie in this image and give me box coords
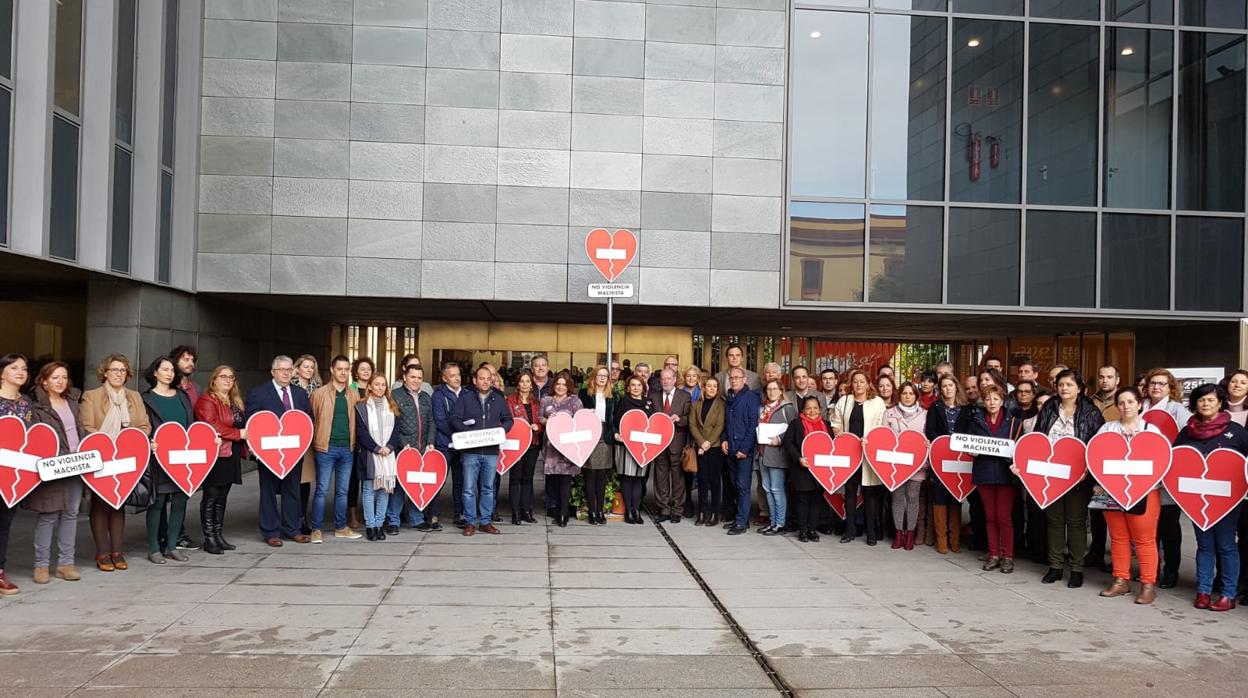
[664,392,671,414]
[281,386,292,412]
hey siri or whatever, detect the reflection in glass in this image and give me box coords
[0,0,13,80]
[1177,32,1246,212]
[161,0,178,168]
[1025,211,1096,308]
[1104,28,1173,209]
[804,0,868,6]
[0,88,8,246]
[875,0,947,9]
[1176,217,1243,311]
[1031,0,1100,20]
[53,0,82,116]
[1028,24,1099,206]
[115,0,137,144]
[791,11,868,198]
[789,203,865,303]
[868,205,943,304]
[1108,0,1173,23]
[49,116,79,261]
[159,172,173,284]
[951,0,1024,14]
[948,207,1020,305]
[950,20,1024,204]
[110,148,131,274]
[870,14,946,201]
[1180,0,1247,29]
[1101,213,1169,309]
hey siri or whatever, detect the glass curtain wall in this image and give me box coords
[111,0,138,274]
[788,0,1248,315]
[50,0,84,261]
[0,0,12,247]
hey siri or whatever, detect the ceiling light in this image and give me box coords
[967,38,981,47]
[810,31,821,38]
[1121,47,1134,56]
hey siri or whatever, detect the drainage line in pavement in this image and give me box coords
[644,508,796,698]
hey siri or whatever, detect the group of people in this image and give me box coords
[1,345,1246,616]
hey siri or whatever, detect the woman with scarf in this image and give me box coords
[966,384,1024,573]
[81,354,152,572]
[194,365,247,554]
[507,371,543,525]
[293,354,321,533]
[783,396,832,542]
[830,370,887,545]
[541,374,583,526]
[1142,368,1192,589]
[578,366,616,526]
[756,380,798,536]
[141,356,199,565]
[614,376,654,524]
[886,382,928,550]
[27,362,87,583]
[354,374,402,541]
[1175,383,1248,611]
[924,374,967,554]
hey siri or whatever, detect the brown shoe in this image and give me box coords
[0,570,19,595]
[1101,578,1132,598]
[110,553,128,571]
[480,524,501,534]
[33,567,50,584]
[292,534,311,544]
[463,524,476,537]
[54,565,81,581]
[95,555,115,572]
[266,537,283,547]
[1134,583,1157,605]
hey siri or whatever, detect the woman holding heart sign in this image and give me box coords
[507,371,543,526]
[540,374,583,527]
[614,376,654,525]
[885,382,929,551]
[782,396,833,542]
[829,370,886,545]
[140,357,198,565]
[194,366,247,555]
[0,354,37,594]
[578,366,617,526]
[924,374,969,554]
[27,362,87,583]
[960,384,1023,573]
[354,375,404,541]
[1142,368,1193,589]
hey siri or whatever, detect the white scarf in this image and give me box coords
[367,398,397,493]
[99,385,131,437]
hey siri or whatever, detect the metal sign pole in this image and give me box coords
[606,297,613,372]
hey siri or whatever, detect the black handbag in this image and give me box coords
[125,456,157,509]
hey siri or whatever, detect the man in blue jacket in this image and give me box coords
[245,355,314,546]
[720,368,761,536]
[451,365,514,536]
[432,362,465,528]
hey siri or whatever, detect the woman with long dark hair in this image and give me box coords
[783,396,831,542]
[689,377,726,527]
[579,365,616,525]
[140,356,197,564]
[28,361,87,582]
[614,376,654,524]
[924,374,967,554]
[507,371,542,525]
[0,354,35,593]
[830,370,887,545]
[540,374,582,526]
[194,365,247,554]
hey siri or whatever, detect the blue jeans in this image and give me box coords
[312,446,353,531]
[361,485,389,529]
[437,446,459,521]
[733,456,753,529]
[386,486,421,527]
[761,466,787,528]
[462,452,498,526]
[1195,503,1242,596]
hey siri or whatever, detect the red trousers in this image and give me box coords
[1105,490,1160,584]
[979,484,1014,558]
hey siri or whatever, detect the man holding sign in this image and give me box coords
[245,355,314,547]
[450,367,514,536]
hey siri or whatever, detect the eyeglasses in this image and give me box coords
[1148,381,1170,388]
[219,375,236,381]
[274,367,294,373]
[105,368,127,375]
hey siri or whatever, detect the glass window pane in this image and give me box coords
[115,0,137,144]
[1025,210,1097,307]
[789,203,865,303]
[804,0,869,6]
[161,0,178,168]
[868,205,943,304]
[1108,0,1174,23]
[1031,0,1101,20]
[875,0,947,9]
[948,207,1020,305]
[1177,32,1246,212]
[1101,213,1170,309]
[0,88,8,247]
[110,147,131,274]
[952,0,1024,14]
[1028,24,1099,206]
[53,0,82,116]
[870,14,946,201]
[49,116,79,261]
[158,172,172,283]
[1180,0,1247,28]
[950,19,1024,204]
[792,11,868,198]
[1104,28,1173,209]
[1176,216,1243,311]
[0,0,13,81]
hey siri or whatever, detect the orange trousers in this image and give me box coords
[1104,490,1160,584]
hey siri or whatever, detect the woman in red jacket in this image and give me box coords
[194,366,246,554]
[506,371,543,525]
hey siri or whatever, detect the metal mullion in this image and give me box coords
[1170,24,1180,310]
[942,12,954,306]
[1019,5,1030,306]
[863,11,874,302]
[1095,19,1106,307]
[782,0,796,307]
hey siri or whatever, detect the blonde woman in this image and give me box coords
[194,366,247,554]
[354,375,403,541]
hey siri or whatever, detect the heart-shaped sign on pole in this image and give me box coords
[497,418,534,475]
[929,435,976,502]
[80,428,151,510]
[0,415,60,507]
[546,409,603,468]
[585,228,637,282]
[618,409,674,468]
[1142,409,1180,444]
[822,489,865,519]
[1163,446,1248,531]
[1086,430,1172,510]
[863,427,928,492]
[245,410,313,479]
[1014,432,1088,509]
[397,448,448,510]
[152,421,219,497]
[801,431,863,495]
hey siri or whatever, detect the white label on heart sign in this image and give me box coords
[629,431,662,445]
[595,248,626,260]
[0,449,40,472]
[98,457,138,477]
[814,454,851,469]
[1102,459,1153,476]
[169,449,208,465]
[406,471,438,484]
[1178,477,1232,497]
[261,435,300,450]
[452,428,506,450]
[877,450,913,466]
[501,439,520,451]
[37,451,103,481]
[559,430,592,445]
[942,459,973,475]
[950,433,1014,458]
[1026,460,1071,479]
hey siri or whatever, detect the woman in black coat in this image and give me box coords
[782,396,833,543]
[958,384,1023,573]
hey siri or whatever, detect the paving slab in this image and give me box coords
[137,624,361,655]
[174,602,375,628]
[555,655,777,690]
[86,653,341,688]
[327,655,556,690]
[0,652,121,688]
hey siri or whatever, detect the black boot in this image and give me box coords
[215,494,236,551]
[202,496,224,555]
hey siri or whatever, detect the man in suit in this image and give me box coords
[785,365,826,412]
[390,363,436,533]
[652,368,691,523]
[245,355,313,547]
[715,344,760,393]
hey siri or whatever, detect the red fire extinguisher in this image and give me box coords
[968,134,982,183]
[987,136,1001,169]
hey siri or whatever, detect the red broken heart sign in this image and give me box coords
[153,421,219,496]
[1142,409,1180,444]
[1086,430,1172,511]
[546,409,603,468]
[822,490,865,519]
[497,418,533,475]
[618,409,674,468]
[929,435,976,502]
[585,228,637,282]
[1163,446,1248,531]
[397,448,447,510]
[80,428,151,510]
[0,415,59,507]
[863,427,928,492]
[245,410,313,479]
[1014,432,1088,509]
[801,431,863,495]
